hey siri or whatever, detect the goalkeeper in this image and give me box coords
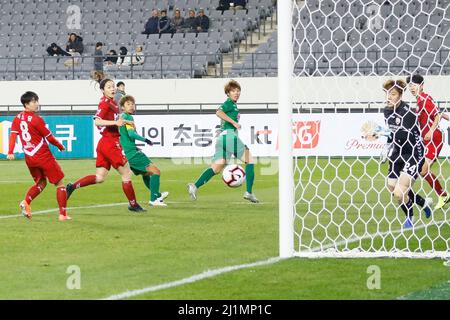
[365,80,432,229]
[119,95,168,207]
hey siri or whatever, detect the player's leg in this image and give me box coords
[421,142,449,209]
[240,148,259,203]
[20,167,47,219]
[188,159,226,201]
[44,159,71,221]
[116,162,145,212]
[66,140,111,199]
[145,164,169,206]
[188,135,228,200]
[54,179,71,221]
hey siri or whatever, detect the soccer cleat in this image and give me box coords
[66,183,75,200]
[58,215,72,222]
[244,192,259,203]
[187,183,197,201]
[423,197,433,219]
[149,199,167,207]
[159,191,169,201]
[434,194,450,210]
[128,204,146,212]
[19,200,32,219]
[403,217,414,229]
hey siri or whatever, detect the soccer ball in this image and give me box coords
[222,164,246,188]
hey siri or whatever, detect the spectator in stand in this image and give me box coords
[66,33,84,55]
[170,8,185,34]
[183,9,198,33]
[196,9,210,33]
[158,9,171,34]
[47,43,71,57]
[94,42,104,72]
[143,9,159,35]
[104,49,118,65]
[117,46,129,67]
[130,45,145,66]
[115,81,126,106]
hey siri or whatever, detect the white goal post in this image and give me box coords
[278,0,450,259]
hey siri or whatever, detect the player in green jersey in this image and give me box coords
[187,80,259,203]
[119,95,169,207]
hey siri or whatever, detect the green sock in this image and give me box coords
[195,168,216,189]
[142,175,151,191]
[150,174,161,201]
[246,164,255,194]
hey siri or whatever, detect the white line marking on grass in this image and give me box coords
[103,217,449,300]
[102,257,284,300]
[0,203,128,220]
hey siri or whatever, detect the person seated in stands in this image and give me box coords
[104,49,118,66]
[131,45,145,65]
[143,9,159,35]
[196,9,210,33]
[117,46,130,67]
[47,43,71,57]
[217,0,247,12]
[183,9,198,33]
[170,8,185,33]
[158,9,172,34]
[66,33,84,55]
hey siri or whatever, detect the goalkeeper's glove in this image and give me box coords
[380,143,393,164]
[145,139,153,146]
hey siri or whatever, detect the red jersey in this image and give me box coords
[10,111,55,163]
[94,96,120,139]
[416,92,440,137]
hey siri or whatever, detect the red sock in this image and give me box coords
[122,181,137,207]
[424,173,447,196]
[25,184,44,204]
[57,187,68,216]
[74,175,97,189]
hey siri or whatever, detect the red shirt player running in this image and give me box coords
[407,74,450,210]
[7,91,70,221]
[66,79,145,212]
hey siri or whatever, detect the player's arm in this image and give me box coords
[126,124,152,145]
[441,113,449,121]
[94,117,125,127]
[216,109,241,130]
[7,132,18,160]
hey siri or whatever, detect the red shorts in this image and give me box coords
[96,136,128,170]
[26,157,65,185]
[424,130,443,161]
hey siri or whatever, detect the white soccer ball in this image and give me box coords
[222,164,246,188]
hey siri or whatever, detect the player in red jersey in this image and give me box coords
[66,79,145,212]
[407,74,450,210]
[7,91,70,221]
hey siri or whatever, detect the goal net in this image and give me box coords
[279,0,450,259]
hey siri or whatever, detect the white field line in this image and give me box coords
[102,217,449,300]
[102,257,284,300]
[0,203,128,219]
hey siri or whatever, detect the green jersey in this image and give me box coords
[119,112,146,158]
[219,98,240,131]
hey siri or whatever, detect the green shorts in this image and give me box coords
[127,151,152,175]
[212,131,248,162]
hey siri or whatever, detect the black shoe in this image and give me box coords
[66,183,75,200]
[128,204,146,212]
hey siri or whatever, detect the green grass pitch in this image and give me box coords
[0,158,448,300]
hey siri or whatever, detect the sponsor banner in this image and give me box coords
[92,113,450,157]
[0,116,93,159]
